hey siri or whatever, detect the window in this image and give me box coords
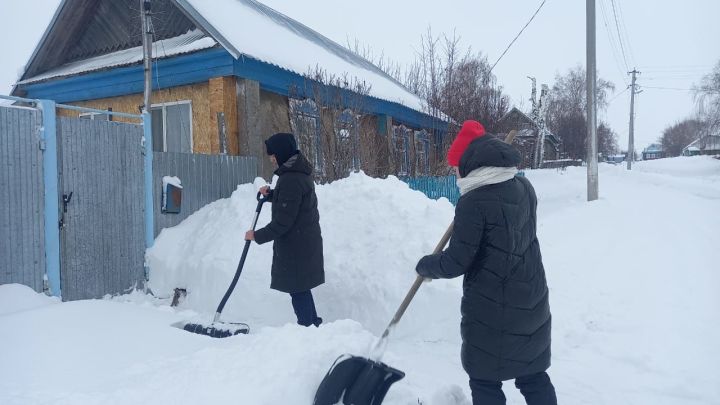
[150,101,192,153]
[414,130,430,175]
[336,109,360,172]
[393,125,411,176]
[289,99,323,175]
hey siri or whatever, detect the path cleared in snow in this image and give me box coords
[1,156,718,405]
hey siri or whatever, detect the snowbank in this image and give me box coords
[3,157,719,404]
[0,284,58,316]
[147,172,458,334]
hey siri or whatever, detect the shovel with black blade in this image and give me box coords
[313,223,454,405]
[313,130,518,404]
[173,191,270,338]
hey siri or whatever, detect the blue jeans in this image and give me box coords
[469,372,557,405]
[289,290,322,327]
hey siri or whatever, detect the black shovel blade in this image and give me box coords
[314,354,405,405]
[178,322,249,338]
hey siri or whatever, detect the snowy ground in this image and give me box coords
[1,156,719,405]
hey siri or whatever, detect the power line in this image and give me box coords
[489,0,547,73]
[616,0,636,67]
[643,86,696,91]
[609,0,630,70]
[607,86,629,105]
[599,0,629,85]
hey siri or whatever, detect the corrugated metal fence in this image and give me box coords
[57,118,146,301]
[401,175,460,205]
[0,105,45,291]
[1,97,258,301]
[153,152,257,235]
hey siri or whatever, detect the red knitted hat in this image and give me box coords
[447,120,486,166]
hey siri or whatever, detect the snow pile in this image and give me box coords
[147,172,458,334]
[2,157,719,405]
[0,284,58,316]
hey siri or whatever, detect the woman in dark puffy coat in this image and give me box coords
[245,132,324,327]
[416,120,557,405]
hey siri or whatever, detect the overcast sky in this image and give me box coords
[1,0,718,151]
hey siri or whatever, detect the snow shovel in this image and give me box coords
[175,191,270,338]
[313,129,518,404]
[313,223,455,405]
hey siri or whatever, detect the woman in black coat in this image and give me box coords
[416,120,557,405]
[245,133,324,327]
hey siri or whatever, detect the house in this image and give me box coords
[642,143,665,160]
[12,0,448,181]
[682,133,720,156]
[606,154,626,164]
[495,107,561,169]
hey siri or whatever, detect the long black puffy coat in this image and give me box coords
[254,153,325,294]
[416,136,551,382]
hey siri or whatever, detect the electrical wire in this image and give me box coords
[599,0,629,86]
[609,0,630,70]
[489,0,547,73]
[607,86,629,105]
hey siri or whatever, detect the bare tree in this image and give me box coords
[660,119,707,157]
[597,122,620,157]
[694,60,720,133]
[289,67,377,183]
[544,66,615,160]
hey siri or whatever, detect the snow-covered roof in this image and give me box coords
[500,107,560,145]
[176,0,426,111]
[643,143,664,153]
[683,134,720,153]
[19,30,217,85]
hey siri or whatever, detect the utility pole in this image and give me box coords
[141,0,153,113]
[586,0,599,201]
[626,68,640,170]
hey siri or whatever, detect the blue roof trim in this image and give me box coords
[19,48,447,130]
[20,48,234,103]
[233,56,447,131]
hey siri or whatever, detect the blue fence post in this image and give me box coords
[142,111,154,280]
[38,99,61,297]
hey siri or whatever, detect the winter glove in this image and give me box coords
[415,254,439,280]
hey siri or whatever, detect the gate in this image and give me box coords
[0,105,45,291]
[57,118,146,300]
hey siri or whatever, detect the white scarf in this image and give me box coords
[457,166,518,196]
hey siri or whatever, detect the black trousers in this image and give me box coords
[289,290,322,327]
[469,372,557,405]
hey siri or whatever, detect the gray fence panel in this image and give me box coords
[153,152,257,235]
[58,118,145,300]
[0,106,45,291]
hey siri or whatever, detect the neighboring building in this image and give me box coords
[642,144,665,160]
[606,154,626,164]
[12,0,448,181]
[682,133,720,156]
[496,107,561,169]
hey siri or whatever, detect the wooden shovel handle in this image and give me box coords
[378,129,518,340]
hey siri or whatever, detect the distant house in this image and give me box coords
[12,0,448,181]
[682,133,720,156]
[606,154,626,164]
[496,107,561,169]
[642,144,665,160]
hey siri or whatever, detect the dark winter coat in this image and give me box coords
[416,136,552,382]
[254,153,325,294]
